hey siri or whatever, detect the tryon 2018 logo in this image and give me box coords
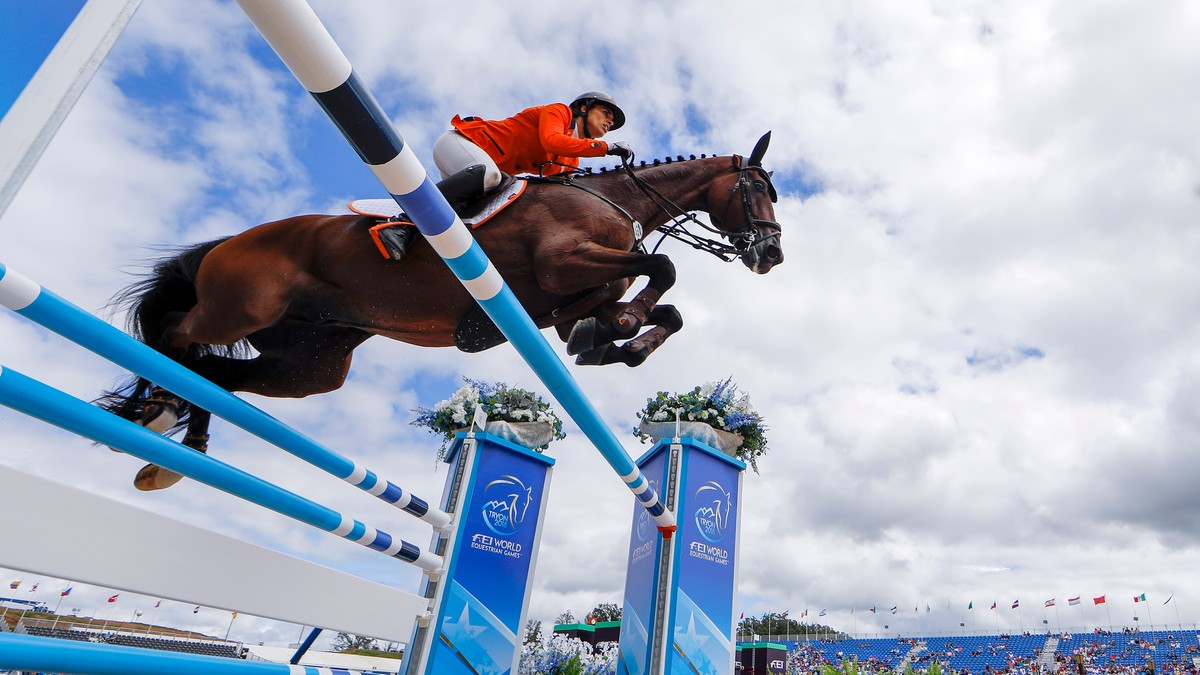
[693,480,733,543]
[481,475,534,536]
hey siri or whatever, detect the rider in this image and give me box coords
[379,91,634,260]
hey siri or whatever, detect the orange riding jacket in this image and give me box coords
[450,103,611,176]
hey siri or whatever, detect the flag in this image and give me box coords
[870,607,876,613]
[851,608,855,615]
[29,583,38,592]
[61,587,72,597]
[231,611,237,618]
[782,610,789,617]
[1012,600,1019,609]
[968,602,973,610]
[740,612,745,620]
[802,609,807,618]
[1134,594,1146,603]
[1093,596,1106,605]
[890,606,897,614]
[1045,599,1055,608]
[1164,595,1173,606]
[990,602,996,610]
[193,605,200,613]
[134,610,143,617]
[154,600,161,608]
[819,609,827,617]
[926,605,931,613]
[1068,597,1081,606]
[107,594,118,603]
[8,581,19,590]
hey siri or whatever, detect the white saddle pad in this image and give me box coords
[349,179,526,227]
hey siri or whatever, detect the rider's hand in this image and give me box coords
[605,141,633,160]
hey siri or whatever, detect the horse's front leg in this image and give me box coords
[537,244,677,355]
[575,304,683,367]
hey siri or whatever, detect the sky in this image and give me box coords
[2,0,1199,651]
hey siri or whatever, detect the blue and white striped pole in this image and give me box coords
[0,363,443,573]
[0,261,450,531]
[236,0,676,532]
[0,632,353,675]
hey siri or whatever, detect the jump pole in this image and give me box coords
[233,0,675,534]
[0,364,443,573]
[0,261,450,531]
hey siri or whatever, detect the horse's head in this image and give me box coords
[708,132,784,274]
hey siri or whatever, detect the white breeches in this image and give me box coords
[432,130,503,190]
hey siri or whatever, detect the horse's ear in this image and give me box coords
[748,131,772,167]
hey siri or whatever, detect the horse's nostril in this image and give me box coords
[766,245,782,262]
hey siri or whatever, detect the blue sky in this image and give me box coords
[0,1,86,116]
[3,0,1200,653]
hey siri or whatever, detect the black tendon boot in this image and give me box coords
[379,164,489,261]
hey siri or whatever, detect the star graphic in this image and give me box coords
[674,610,711,656]
[443,601,486,642]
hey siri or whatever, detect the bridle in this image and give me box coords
[535,151,781,263]
[622,154,782,262]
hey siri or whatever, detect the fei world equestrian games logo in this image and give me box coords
[693,480,733,543]
[481,475,534,537]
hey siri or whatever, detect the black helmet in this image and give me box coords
[570,91,625,131]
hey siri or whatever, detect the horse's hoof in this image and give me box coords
[140,403,179,434]
[574,343,612,366]
[134,463,183,491]
[566,318,599,355]
[621,341,651,367]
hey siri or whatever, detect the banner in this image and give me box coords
[617,445,668,675]
[424,435,553,675]
[669,441,742,674]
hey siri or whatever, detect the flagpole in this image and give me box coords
[1144,597,1154,630]
[224,612,236,641]
[1105,602,1112,631]
[52,582,73,614]
[1077,598,1085,631]
[1054,603,1061,632]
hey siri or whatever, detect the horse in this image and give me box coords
[98,132,784,490]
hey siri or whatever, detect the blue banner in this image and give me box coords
[617,445,668,675]
[426,435,553,675]
[669,440,743,675]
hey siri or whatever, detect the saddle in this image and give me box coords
[350,175,526,259]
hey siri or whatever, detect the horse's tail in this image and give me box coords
[95,237,239,430]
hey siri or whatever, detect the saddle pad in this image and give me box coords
[348,178,526,228]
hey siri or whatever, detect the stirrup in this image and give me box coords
[377,224,418,261]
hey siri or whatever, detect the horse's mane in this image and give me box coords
[578,153,726,178]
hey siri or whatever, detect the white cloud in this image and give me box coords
[2,0,1198,650]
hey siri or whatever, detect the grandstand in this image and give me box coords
[754,629,1200,675]
[19,623,243,659]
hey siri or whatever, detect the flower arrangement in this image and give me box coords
[412,378,566,456]
[519,633,617,675]
[633,377,768,472]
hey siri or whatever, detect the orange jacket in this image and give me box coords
[451,103,611,176]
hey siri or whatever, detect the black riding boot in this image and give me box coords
[378,164,488,261]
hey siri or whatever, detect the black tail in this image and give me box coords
[95,238,240,430]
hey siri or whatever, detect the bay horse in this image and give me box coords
[99,132,784,490]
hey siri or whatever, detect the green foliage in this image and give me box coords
[585,603,621,623]
[555,610,576,625]
[331,632,378,652]
[524,619,543,645]
[737,612,833,638]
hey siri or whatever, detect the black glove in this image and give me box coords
[605,141,633,160]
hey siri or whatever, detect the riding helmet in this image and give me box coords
[571,91,626,131]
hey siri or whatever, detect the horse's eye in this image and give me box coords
[753,180,767,191]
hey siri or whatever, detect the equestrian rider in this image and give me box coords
[380,91,633,260]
